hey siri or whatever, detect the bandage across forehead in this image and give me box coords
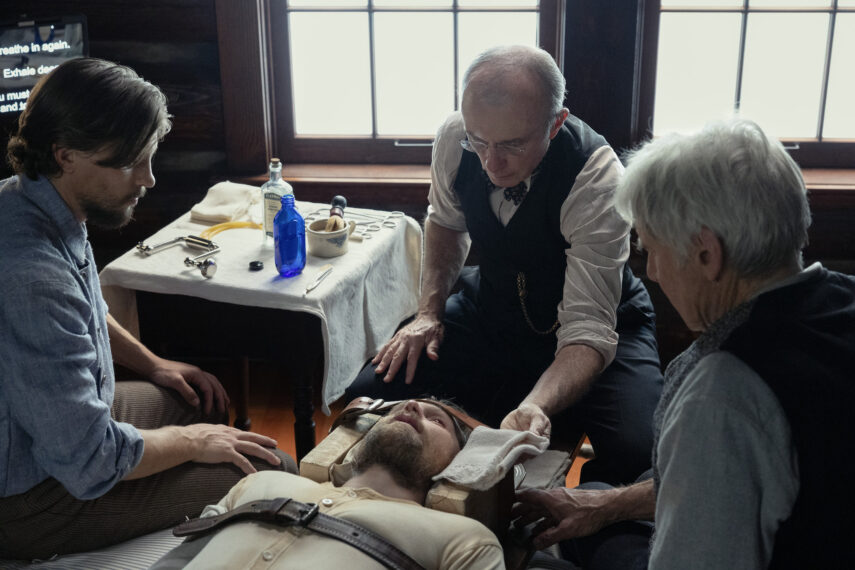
[332,397,481,448]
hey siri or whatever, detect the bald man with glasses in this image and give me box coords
[347,45,663,486]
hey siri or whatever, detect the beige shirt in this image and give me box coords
[181,471,505,570]
[427,112,629,367]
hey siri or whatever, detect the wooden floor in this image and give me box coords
[225,360,585,487]
[223,360,345,462]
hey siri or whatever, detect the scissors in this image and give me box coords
[347,211,404,239]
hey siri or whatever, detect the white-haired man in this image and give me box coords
[347,45,664,488]
[515,118,855,569]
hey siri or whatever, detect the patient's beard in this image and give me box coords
[352,423,434,493]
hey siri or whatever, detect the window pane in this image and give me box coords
[289,13,372,135]
[374,13,454,135]
[749,0,831,7]
[660,0,742,7]
[288,0,367,6]
[459,0,538,6]
[653,13,741,134]
[374,0,452,6]
[823,13,855,139]
[457,12,538,105]
[839,0,855,7]
[740,14,827,138]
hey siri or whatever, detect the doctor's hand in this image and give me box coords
[372,314,444,384]
[501,402,551,438]
[148,357,229,416]
[513,487,615,549]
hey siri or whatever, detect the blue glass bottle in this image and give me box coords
[273,194,306,277]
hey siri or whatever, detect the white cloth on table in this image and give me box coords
[433,426,549,490]
[189,181,262,224]
[99,201,422,414]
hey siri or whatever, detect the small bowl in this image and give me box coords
[306,219,356,258]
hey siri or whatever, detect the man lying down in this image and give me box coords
[151,399,505,569]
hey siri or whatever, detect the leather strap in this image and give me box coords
[174,497,425,570]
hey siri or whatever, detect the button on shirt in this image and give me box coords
[0,174,143,500]
[428,112,629,366]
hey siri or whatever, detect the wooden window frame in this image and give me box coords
[216,0,564,171]
[636,1,855,168]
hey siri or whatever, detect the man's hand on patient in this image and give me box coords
[372,314,444,384]
[148,357,229,415]
[501,402,551,438]
[185,424,280,474]
[129,424,280,480]
[513,487,615,549]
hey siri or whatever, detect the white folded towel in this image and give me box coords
[189,181,261,224]
[432,427,549,490]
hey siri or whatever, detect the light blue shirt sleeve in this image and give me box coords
[0,273,143,499]
[649,352,799,570]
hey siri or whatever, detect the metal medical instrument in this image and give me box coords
[184,247,220,278]
[346,210,404,228]
[347,211,404,240]
[304,264,333,295]
[303,208,403,240]
[136,235,218,256]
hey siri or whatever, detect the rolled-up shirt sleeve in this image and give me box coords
[555,146,629,367]
[426,113,468,232]
[1,277,143,499]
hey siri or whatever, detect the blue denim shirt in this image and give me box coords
[0,174,143,499]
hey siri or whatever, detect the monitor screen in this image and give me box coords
[0,14,88,115]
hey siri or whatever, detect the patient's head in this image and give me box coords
[351,399,469,492]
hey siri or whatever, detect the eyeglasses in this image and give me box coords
[459,137,527,157]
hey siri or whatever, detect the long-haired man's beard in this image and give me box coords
[82,188,146,229]
[353,423,433,491]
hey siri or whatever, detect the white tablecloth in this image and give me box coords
[99,201,422,413]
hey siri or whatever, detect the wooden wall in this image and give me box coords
[0,0,227,268]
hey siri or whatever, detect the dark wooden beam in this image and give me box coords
[214,0,273,173]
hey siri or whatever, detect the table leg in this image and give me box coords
[293,370,316,462]
[290,312,323,462]
[234,356,252,431]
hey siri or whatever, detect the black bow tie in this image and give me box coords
[502,181,528,205]
[482,169,530,206]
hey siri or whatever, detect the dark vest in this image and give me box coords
[721,268,855,569]
[452,115,646,347]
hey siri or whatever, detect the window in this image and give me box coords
[645,1,855,167]
[269,0,563,164]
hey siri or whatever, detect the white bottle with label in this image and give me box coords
[261,158,294,244]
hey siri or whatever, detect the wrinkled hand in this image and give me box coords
[149,358,229,415]
[513,487,615,549]
[371,314,444,384]
[184,423,280,475]
[501,402,551,438]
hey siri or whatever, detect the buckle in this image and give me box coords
[274,500,319,528]
[297,503,319,526]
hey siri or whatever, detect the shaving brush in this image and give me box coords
[324,195,347,232]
